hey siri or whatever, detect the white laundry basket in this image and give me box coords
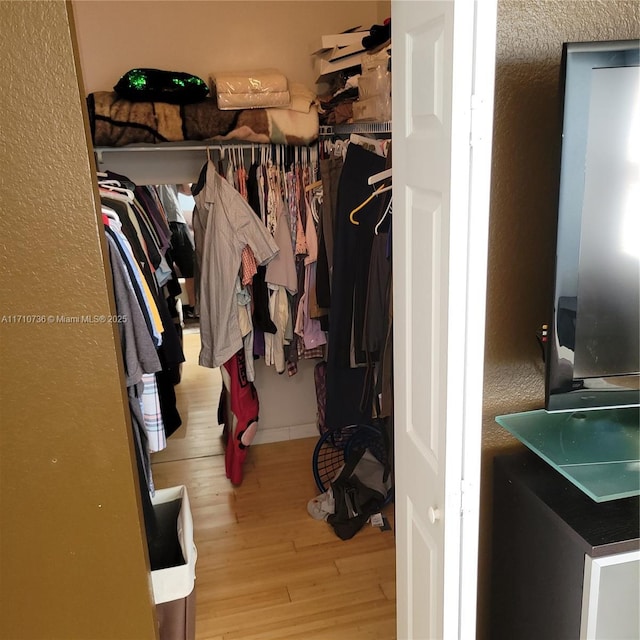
[150,485,197,640]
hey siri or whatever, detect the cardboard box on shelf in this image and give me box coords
[317,42,366,63]
[310,27,368,53]
[314,51,362,83]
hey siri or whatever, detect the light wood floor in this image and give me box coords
[151,331,397,640]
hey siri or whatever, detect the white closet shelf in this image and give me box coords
[94,139,279,159]
[94,143,212,185]
[94,139,311,186]
[94,124,391,184]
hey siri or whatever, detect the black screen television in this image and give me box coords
[546,39,640,412]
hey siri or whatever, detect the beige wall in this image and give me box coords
[377,0,391,23]
[477,2,639,637]
[0,1,157,638]
[72,0,385,94]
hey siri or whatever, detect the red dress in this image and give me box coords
[220,349,259,485]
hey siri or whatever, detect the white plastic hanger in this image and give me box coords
[99,187,134,203]
[375,196,392,235]
[101,204,118,218]
[368,168,392,186]
[98,180,135,203]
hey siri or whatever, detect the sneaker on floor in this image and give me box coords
[183,305,199,322]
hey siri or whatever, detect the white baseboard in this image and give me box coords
[253,422,319,445]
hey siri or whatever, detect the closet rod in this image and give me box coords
[95,142,297,154]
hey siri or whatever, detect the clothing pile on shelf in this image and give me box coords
[318,83,360,126]
[317,19,391,126]
[88,66,319,147]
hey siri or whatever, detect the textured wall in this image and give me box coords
[0,2,157,638]
[478,2,639,638]
[72,0,383,94]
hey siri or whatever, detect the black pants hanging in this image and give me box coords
[325,143,386,429]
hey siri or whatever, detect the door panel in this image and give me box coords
[410,18,445,129]
[408,188,443,464]
[393,1,497,638]
[394,4,454,639]
[409,504,440,638]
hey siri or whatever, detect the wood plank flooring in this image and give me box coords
[151,331,397,640]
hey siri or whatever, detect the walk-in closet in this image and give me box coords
[76,2,397,638]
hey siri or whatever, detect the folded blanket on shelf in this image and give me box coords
[217,82,317,113]
[210,69,288,94]
[284,83,317,114]
[87,91,319,147]
[217,90,291,110]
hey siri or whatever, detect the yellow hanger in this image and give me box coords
[305,179,322,193]
[349,184,389,225]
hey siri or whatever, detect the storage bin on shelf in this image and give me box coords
[353,48,391,123]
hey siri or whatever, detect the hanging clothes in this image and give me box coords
[219,348,259,485]
[141,372,166,453]
[103,230,159,494]
[294,189,327,353]
[264,284,290,374]
[264,199,298,295]
[103,213,164,349]
[246,162,278,336]
[100,173,186,456]
[192,159,279,369]
[315,153,344,313]
[156,183,196,282]
[103,229,162,386]
[325,142,386,429]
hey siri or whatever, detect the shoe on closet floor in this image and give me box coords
[182,305,199,322]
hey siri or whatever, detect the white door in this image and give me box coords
[392,1,497,639]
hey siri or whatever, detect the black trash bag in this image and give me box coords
[327,447,390,540]
[114,68,209,104]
